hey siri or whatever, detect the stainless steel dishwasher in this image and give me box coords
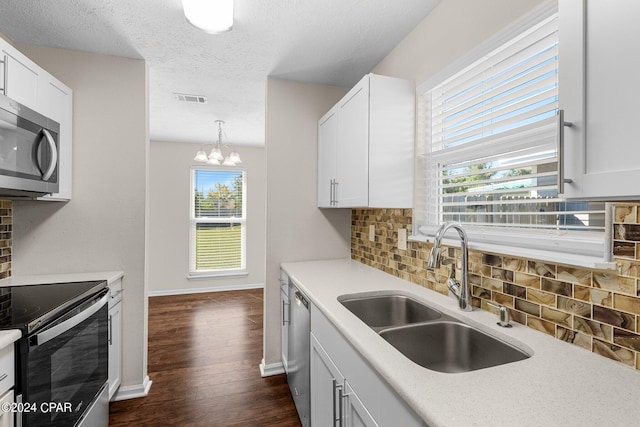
[287,282,310,427]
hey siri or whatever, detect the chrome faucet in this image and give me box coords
[427,222,473,312]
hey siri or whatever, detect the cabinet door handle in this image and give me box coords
[332,379,337,426]
[330,179,336,206]
[0,373,7,383]
[341,387,351,425]
[0,55,6,95]
[281,299,290,325]
[557,109,573,195]
[108,314,113,345]
[332,379,344,427]
[337,382,344,427]
[333,180,339,206]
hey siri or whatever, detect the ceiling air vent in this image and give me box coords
[174,93,208,104]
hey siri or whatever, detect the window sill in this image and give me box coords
[187,270,248,280]
[408,235,617,271]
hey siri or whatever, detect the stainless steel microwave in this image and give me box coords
[0,93,59,197]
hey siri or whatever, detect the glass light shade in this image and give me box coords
[182,0,234,34]
[229,151,242,164]
[206,156,221,165]
[222,156,236,166]
[193,150,208,162]
[208,147,224,161]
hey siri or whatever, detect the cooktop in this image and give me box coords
[0,280,107,334]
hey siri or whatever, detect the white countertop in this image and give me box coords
[281,259,640,427]
[0,330,20,350]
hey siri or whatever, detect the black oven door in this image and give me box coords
[18,288,109,427]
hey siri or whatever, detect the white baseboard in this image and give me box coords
[112,376,153,401]
[148,282,264,297]
[259,358,285,377]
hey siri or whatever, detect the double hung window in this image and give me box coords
[415,9,607,260]
[190,168,246,276]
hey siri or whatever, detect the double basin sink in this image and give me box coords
[338,292,530,373]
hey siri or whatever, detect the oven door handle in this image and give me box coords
[33,290,109,347]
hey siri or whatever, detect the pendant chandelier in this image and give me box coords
[193,120,242,166]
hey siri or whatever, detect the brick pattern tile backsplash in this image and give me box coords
[351,205,640,371]
[0,200,11,280]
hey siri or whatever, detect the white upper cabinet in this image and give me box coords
[37,74,73,200]
[0,37,73,200]
[318,107,338,208]
[336,77,370,207]
[559,0,640,200]
[1,47,40,110]
[317,73,414,208]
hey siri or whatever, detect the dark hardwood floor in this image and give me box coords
[109,289,301,426]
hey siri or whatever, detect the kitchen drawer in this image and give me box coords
[0,389,13,427]
[108,277,123,309]
[0,344,14,396]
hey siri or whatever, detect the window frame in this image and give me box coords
[188,166,247,278]
[411,1,615,269]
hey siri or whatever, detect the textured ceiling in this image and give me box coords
[0,0,440,146]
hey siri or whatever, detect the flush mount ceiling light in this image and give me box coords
[193,120,242,166]
[182,0,234,34]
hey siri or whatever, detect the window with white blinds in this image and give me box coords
[190,168,246,275]
[416,10,607,258]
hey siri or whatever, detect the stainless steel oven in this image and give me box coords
[0,92,59,197]
[0,281,109,427]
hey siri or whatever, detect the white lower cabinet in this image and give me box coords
[343,380,377,427]
[0,389,13,427]
[108,280,123,400]
[0,343,14,427]
[310,303,423,427]
[311,332,344,426]
[311,334,377,427]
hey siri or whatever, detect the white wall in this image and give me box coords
[11,45,149,393]
[372,0,546,82]
[148,141,266,294]
[262,79,351,371]
[261,0,549,371]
